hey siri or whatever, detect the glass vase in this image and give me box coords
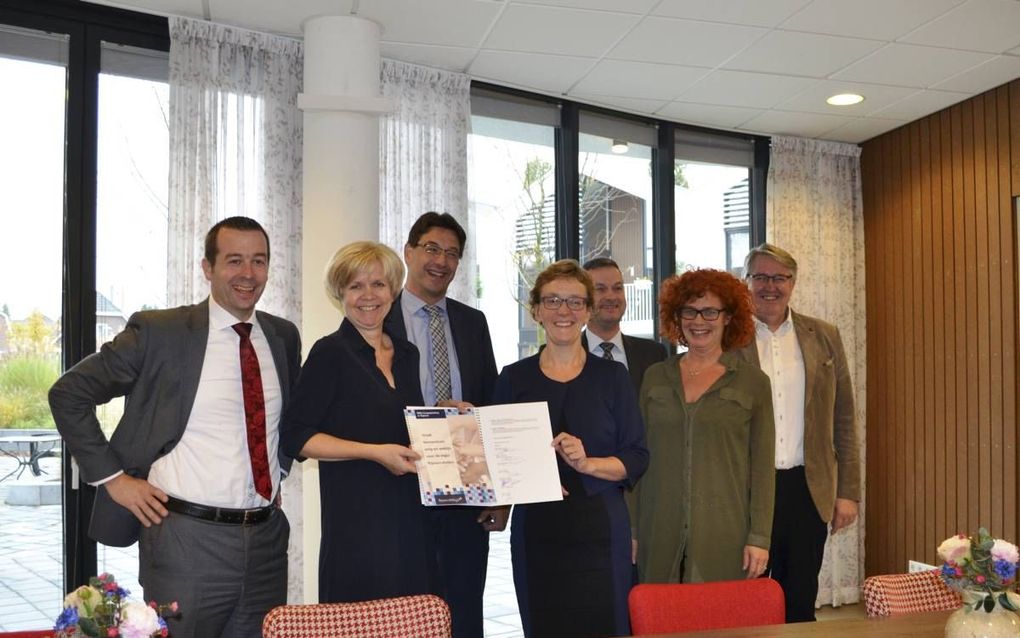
[945,591,1020,638]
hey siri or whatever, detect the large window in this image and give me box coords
[674,130,756,275]
[578,111,656,338]
[0,23,68,630]
[469,90,558,368]
[0,1,169,617]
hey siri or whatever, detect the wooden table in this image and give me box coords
[641,609,954,637]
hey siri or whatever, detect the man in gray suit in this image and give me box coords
[738,243,860,623]
[50,216,301,638]
[582,257,668,393]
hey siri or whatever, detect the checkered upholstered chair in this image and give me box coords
[862,569,961,617]
[262,594,451,638]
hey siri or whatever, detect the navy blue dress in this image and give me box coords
[493,352,648,638]
[281,319,437,602]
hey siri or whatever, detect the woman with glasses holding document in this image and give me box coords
[492,259,648,638]
[634,269,775,584]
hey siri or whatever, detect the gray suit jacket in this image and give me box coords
[581,331,669,395]
[735,310,861,522]
[49,299,301,545]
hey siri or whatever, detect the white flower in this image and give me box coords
[938,534,972,563]
[118,601,161,638]
[991,539,1020,564]
[63,585,101,615]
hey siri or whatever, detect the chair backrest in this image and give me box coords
[262,594,451,638]
[862,569,961,617]
[628,579,785,635]
[0,631,55,638]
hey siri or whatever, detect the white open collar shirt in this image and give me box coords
[754,310,806,470]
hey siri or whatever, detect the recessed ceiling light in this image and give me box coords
[611,139,629,154]
[826,93,864,106]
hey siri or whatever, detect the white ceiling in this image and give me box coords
[87,0,1020,143]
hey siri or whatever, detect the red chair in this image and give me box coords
[0,632,55,638]
[262,594,450,638]
[862,569,961,617]
[628,579,785,635]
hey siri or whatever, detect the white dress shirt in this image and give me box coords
[585,329,629,369]
[400,290,463,405]
[148,297,283,508]
[754,311,806,469]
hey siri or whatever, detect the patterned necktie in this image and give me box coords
[232,323,272,500]
[599,342,615,361]
[424,305,452,403]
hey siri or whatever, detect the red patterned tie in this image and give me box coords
[233,323,272,500]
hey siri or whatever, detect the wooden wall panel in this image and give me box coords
[862,79,1020,575]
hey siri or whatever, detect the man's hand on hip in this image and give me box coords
[106,474,169,527]
[830,498,858,534]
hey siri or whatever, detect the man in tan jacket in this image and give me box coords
[738,243,861,623]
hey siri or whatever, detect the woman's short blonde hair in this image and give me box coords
[324,241,405,307]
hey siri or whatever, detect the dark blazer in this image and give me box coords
[735,310,861,522]
[49,299,302,545]
[582,330,669,394]
[384,292,498,407]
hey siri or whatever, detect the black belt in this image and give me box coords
[165,496,276,526]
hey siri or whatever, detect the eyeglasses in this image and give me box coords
[747,273,794,285]
[540,296,588,311]
[416,242,461,261]
[678,306,725,321]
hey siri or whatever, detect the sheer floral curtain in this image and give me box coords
[379,60,473,303]
[167,16,305,602]
[766,135,867,608]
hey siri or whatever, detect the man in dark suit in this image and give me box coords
[49,216,301,638]
[383,212,501,638]
[581,257,668,394]
[737,243,861,623]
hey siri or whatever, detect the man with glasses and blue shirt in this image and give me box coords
[737,243,861,623]
[384,211,503,638]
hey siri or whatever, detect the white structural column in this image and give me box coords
[298,15,393,603]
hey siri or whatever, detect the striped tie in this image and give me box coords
[599,342,615,361]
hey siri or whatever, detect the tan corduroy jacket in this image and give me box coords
[736,310,862,522]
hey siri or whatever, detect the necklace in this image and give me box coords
[683,356,716,378]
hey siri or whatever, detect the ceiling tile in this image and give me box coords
[776,80,918,115]
[570,94,670,115]
[657,102,761,129]
[870,89,972,120]
[901,0,1020,54]
[738,110,856,138]
[356,0,502,48]
[469,50,594,94]
[208,0,352,35]
[608,17,766,67]
[380,43,476,72]
[678,70,816,109]
[778,0,963,41]
[932,54,1020,92]
[571,60,708,100]
[484,4,638,57]
[652,0,811,28]
[723,30,883,78]
[832,43,993,88]
[821,117,908,143]
[510,0,660,13]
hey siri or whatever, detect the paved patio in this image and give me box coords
[0,454,522,636]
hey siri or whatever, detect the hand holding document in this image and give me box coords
[404,402,562,507]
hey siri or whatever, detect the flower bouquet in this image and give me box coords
[53,573,179,638]
[938,528,1020,613]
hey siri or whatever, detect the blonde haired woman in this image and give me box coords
[281,241,437,602]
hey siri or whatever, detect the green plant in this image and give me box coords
[0,355,59,429]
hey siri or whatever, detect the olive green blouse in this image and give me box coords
[634,350,776,583]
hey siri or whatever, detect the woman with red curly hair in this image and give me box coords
[633,268,776,584]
